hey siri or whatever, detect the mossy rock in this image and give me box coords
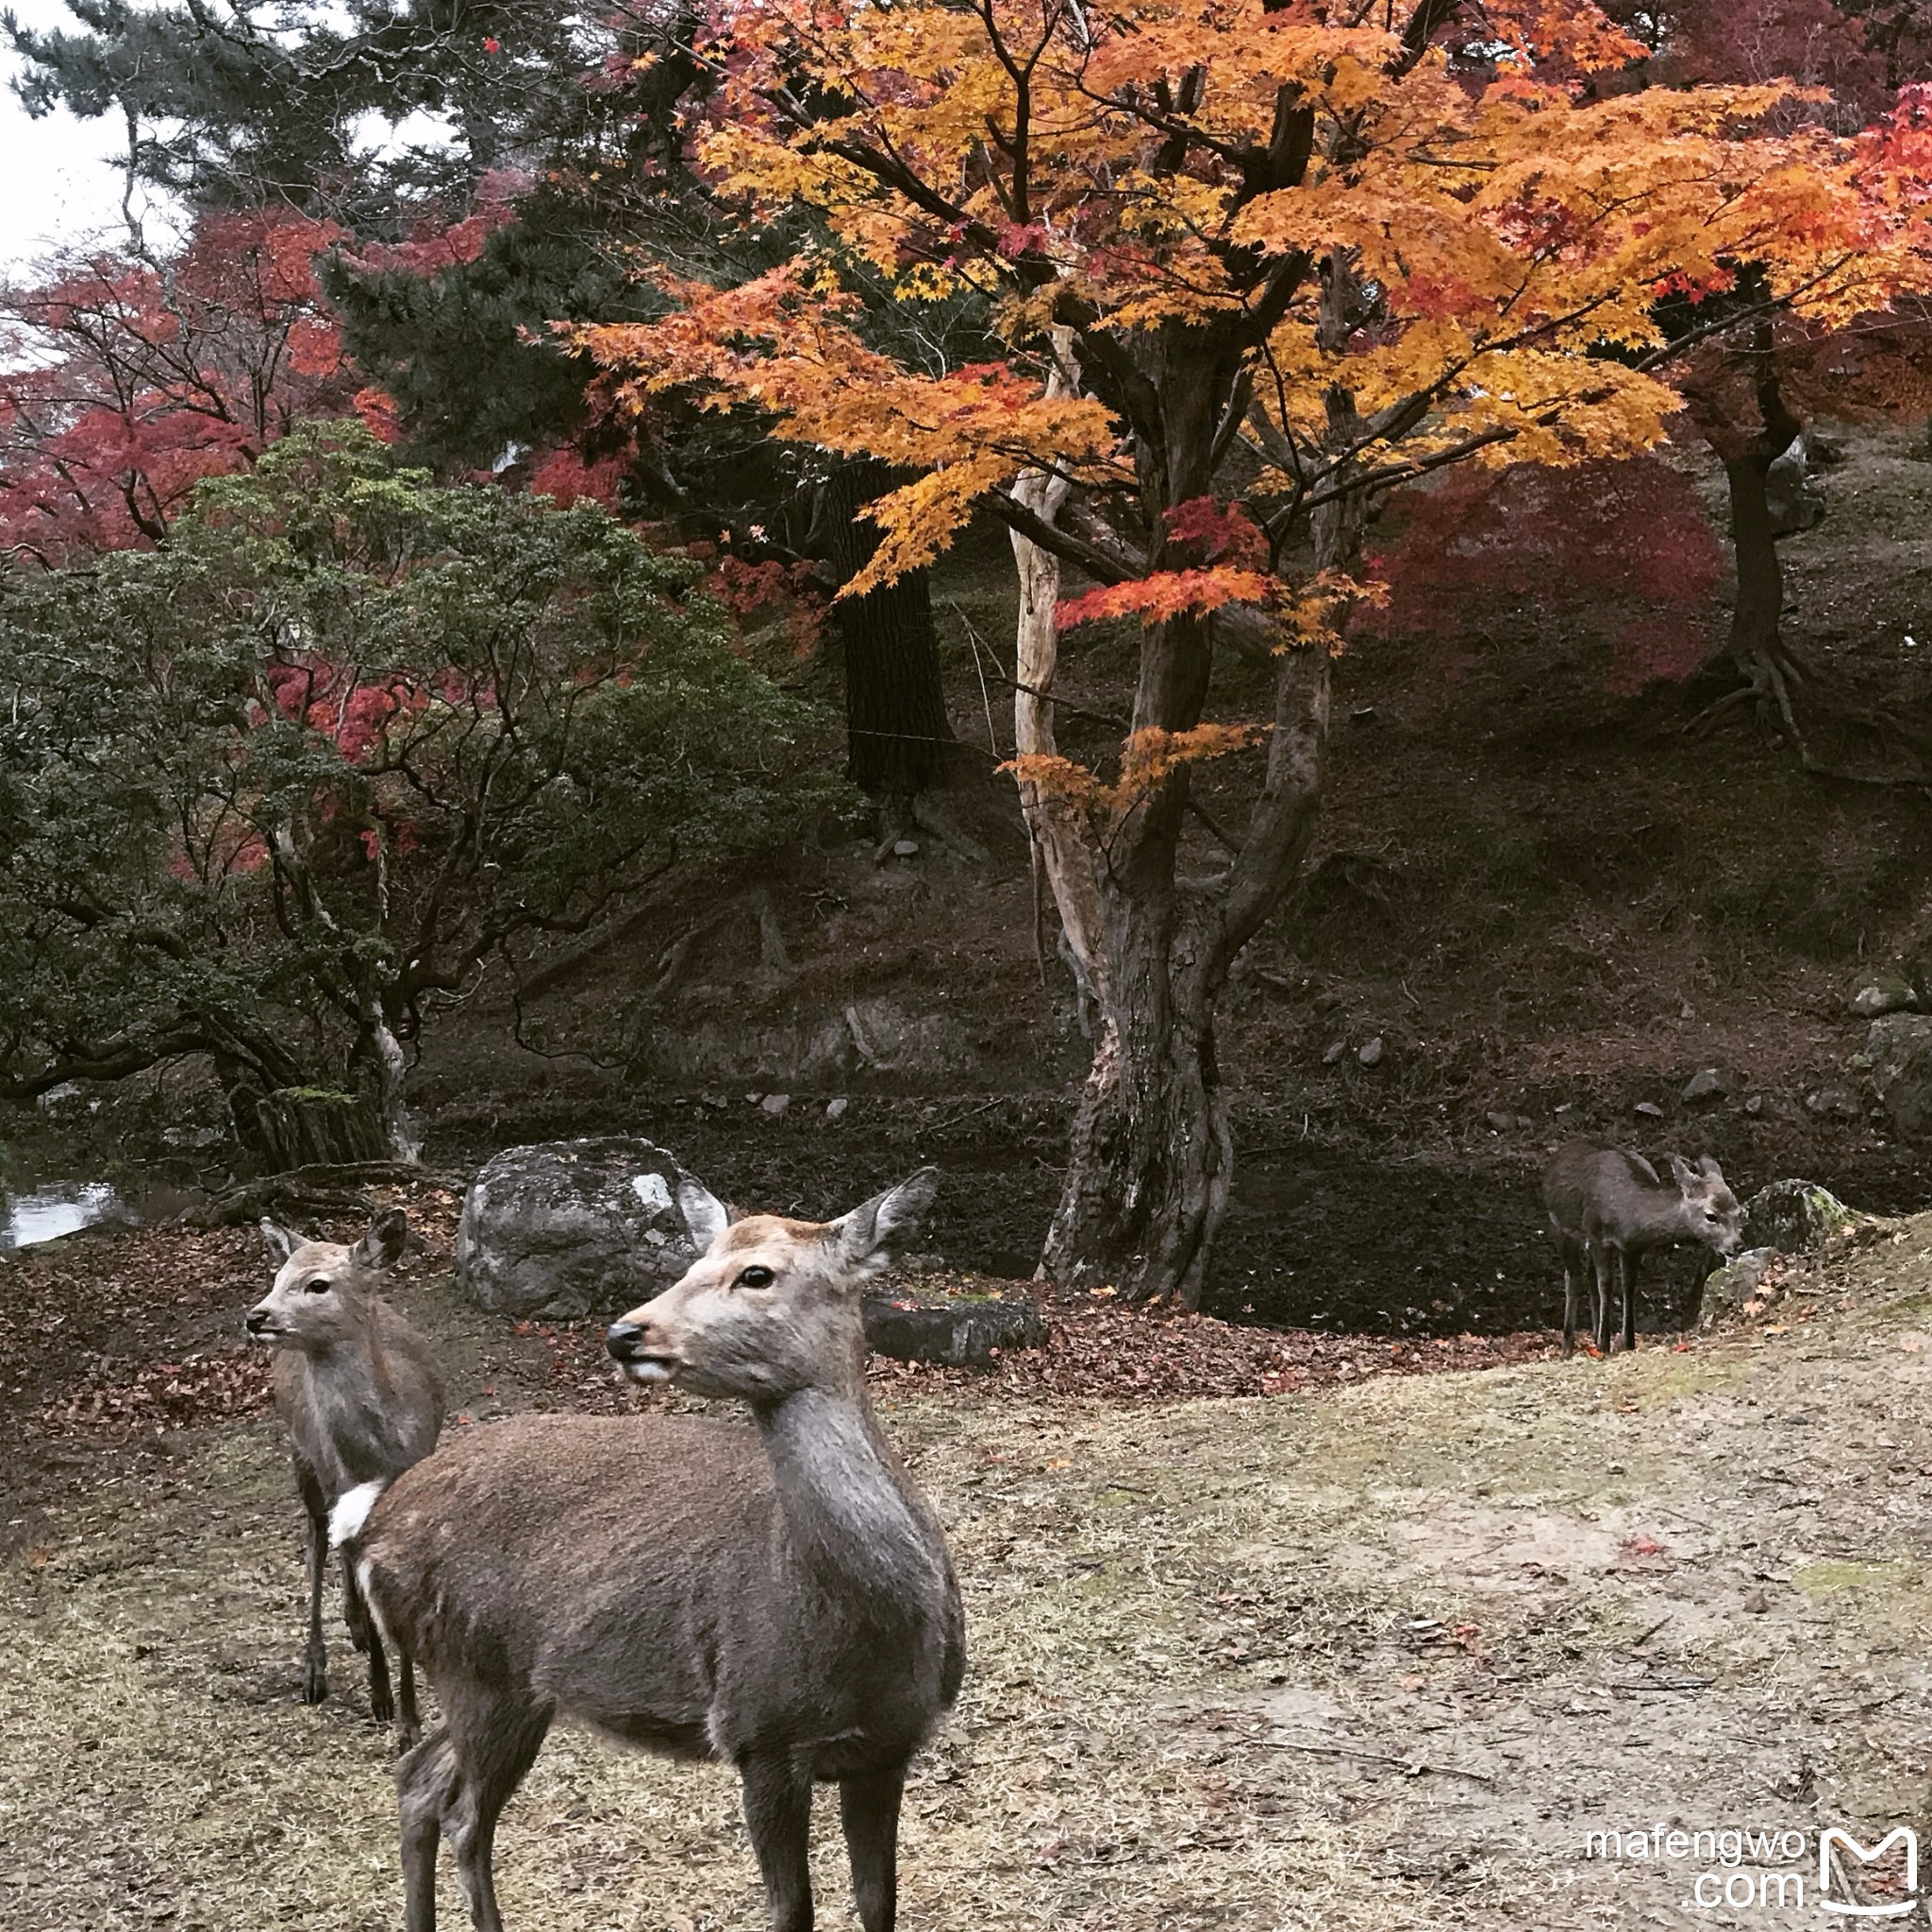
[1740,1179,1856,1255]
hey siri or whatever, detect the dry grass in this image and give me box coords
[8,1215,1932,1928]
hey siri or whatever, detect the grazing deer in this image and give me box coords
[330,1169,963,1932]
[247,1208,444,1743]
[1542,1140,1744,1356]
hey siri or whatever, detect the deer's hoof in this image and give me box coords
[302,1671,327,1706]
[370,1683,395,1725]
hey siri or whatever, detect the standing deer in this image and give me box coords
[331,1168,963,1932]
[1542,1140,1744,1355]
[247,1208,444,1743]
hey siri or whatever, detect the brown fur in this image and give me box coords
[348,1170,963,1932]
[1542,1140,1743,1355]
[248,1208,443,1741]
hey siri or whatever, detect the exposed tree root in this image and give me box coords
[1686,642,1932,792]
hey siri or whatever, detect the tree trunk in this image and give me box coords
[1010,335,1331,1306]
[358,1009,423,1164]
[1722,448,1801,718]
[820,459,959,802]
[257,1088,389,1170]
[1041,918,1232,1303]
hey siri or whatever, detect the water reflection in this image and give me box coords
[2,1180,132,1250]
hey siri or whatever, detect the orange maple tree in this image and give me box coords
[579,0,1928,1305]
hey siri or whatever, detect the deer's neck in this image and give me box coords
[756,1389,948,1609]
[299,1324,391,1409]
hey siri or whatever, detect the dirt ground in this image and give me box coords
[6,1198,1932,1931]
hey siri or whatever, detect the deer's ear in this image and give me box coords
[259,1218,300,1263]
[1698,1154,1724,1179]
[1664,1153,1697,1190]
[830,1168,939,1278]
[677,1177,730,1254]
[353,1208,408,1272]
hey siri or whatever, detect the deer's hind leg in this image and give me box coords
[1591,1245,1615,1355]
[342,1557,395,1724]
[1557,1235,1586,1357]
[399,1680,551,1932]
[841,1760,907,1932]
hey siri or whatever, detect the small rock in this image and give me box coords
[1606,1462,1624,1475]
[744,1091,764,1106]
[760,1092,791,1115]
[1486,1110,1514,1132]
[1698,1247,1776,1329]
[1804,1082,1861,1120]
[1357,1036,1385,1068]
[1742,1588,1770,1614]
[700,1091,727,1109]
[1742,1178,1855,1254]
[1680,1001,1694,1020]
[1850,972,1917,1019]
[1681,1068,1724,1104]
[1322,1040,1347,1065]
[1634,1100,1665,1119]
[1351,704,1377,724]
[891,839,921,858]
[824,1096,849,1120]
[1743,1094,1765,1116]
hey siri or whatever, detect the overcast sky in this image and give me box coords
[0,0,148,273]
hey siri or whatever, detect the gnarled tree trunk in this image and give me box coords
[1010,336,1332,1305]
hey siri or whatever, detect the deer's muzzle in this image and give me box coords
[605,1320,675,1383]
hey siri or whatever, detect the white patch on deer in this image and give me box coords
[330,1481,387,1548]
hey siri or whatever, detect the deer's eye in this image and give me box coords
[737,1265,775,1290]
[306,1277,331,1295]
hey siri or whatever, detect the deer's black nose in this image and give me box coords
[244,1308,270,1335]
[605,1321,645,1361]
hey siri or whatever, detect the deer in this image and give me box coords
[329,1167,963,1932]
[1542,1140,1744,1356]
[246,1208,444,1746]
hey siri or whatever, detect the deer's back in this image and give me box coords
[360,1411,958,1772]
[1542,1139,1671,1246]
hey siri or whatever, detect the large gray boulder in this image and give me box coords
[1869,1013,1932,1139]
[456,1138,713,1320]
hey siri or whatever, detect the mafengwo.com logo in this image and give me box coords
[1582,1821,1918,1915]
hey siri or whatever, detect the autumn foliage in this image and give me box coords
[0,213,359,559]
[1367,457,1727,694]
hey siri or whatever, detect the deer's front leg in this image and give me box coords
[741,1752,815,1932]
[301,1499,328,1705]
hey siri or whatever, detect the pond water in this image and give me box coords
[1,1178,135,1251]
